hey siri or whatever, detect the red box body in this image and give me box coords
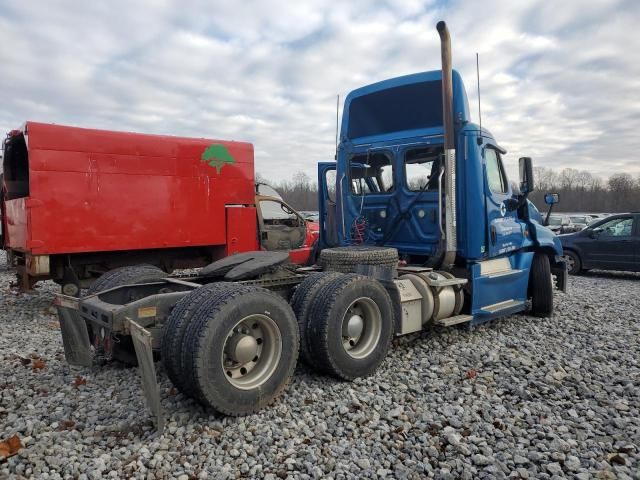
[3,122,257,256]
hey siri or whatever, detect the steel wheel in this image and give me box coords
[221,314,282,390]
[341,297,382,359]
[562,254,575,273]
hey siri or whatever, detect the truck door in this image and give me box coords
[388,145,442,255]
[342,151,395,246]
[318,162,337,248]
[483,146,523,257]
[256,196,307,252]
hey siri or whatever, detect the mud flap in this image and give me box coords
[128,319,165,433]
[551,258,568,293]
[55,294,92,367]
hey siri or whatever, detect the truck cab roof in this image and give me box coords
[341,70,471,145]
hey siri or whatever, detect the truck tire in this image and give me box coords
[318,246,398,273]
[162,282,238,393]
[181,285,299,415]
[174,283,256,400]
[85,265,167,364]
[529,253,553,317]
[87,265,167,295]
[290,271,342,364]
[562,250,581,275]
[306,274,393,380]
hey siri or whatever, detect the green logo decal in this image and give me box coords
[201,144,235,173]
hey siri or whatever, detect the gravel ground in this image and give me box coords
[1,250,639,479]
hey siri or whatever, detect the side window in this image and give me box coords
[597,217,633,237]
[350,152,393,195]
[404,146,443,191]
[485,148,508,194]
[256,183,283,200]
[259,200,302,227]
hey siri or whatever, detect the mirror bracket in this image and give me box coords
[518,157,534,195]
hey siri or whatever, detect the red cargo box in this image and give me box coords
[3,122,256,255]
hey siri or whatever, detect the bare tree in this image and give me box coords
[575,171,593,191]
[560,168,579,190]
[608,173,636,211]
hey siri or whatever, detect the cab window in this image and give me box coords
[350,152,393,195]
[485,148,508,194]
[404,146,443,191]
[259,200,302,227]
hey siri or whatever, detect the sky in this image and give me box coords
[1,0,639,184]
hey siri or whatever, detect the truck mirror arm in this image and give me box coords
[544,204,554,226]
[504,197,521,212]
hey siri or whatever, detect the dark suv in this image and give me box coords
[559,213,640,274]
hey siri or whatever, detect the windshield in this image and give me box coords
[256,183,283,200]
[347,81,442,139]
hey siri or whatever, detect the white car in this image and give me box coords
[547,215,579,234]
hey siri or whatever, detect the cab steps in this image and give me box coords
[436,314,473,327]
[478,299,526,317]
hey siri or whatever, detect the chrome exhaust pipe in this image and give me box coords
[437,21,457,269]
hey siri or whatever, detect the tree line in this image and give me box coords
[260,167,640,213]
[528,167,639,213]
[257,172,319,211]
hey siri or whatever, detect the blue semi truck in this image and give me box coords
[54,22,566,428]
[317,21,566,325]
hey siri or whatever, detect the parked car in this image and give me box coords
[547,214,579,234]
[568,215,591,230]
[586,213,609,224]
[559,213,640,274]
[299,210,320,222]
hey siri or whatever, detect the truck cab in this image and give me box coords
[319,46,565,324]
[255,182,319,264]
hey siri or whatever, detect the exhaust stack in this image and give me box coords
[437,21,457,269]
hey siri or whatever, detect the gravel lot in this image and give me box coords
[1,250,639,479]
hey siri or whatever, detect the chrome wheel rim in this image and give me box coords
[221,314,282,390]
[341,297,382,359]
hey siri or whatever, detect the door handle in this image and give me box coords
[490,225,497,245]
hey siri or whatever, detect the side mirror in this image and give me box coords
[543,191,559,228]
[544,193,559,205]
[518,157,534,194]
[589,228,602,239]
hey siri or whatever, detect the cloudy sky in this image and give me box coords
[1,0,638,183]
